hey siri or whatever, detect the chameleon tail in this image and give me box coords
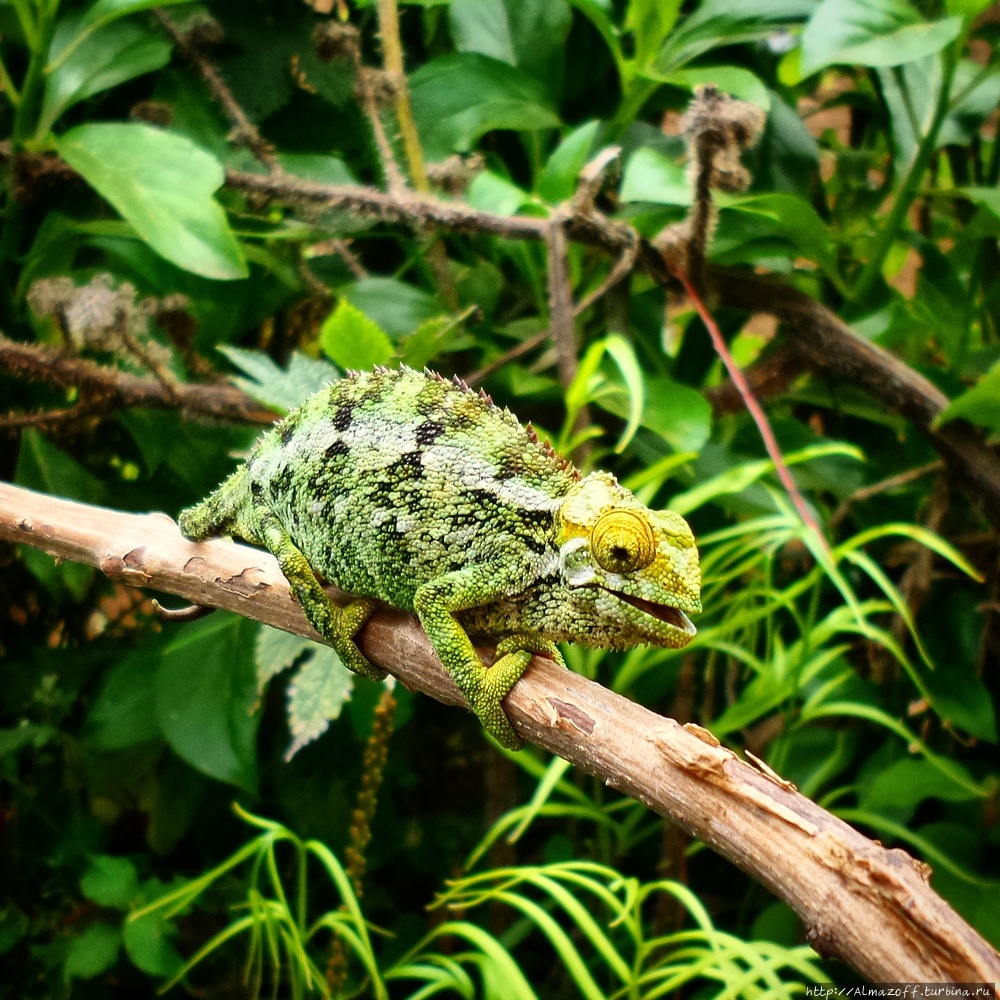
[178,466,252,541]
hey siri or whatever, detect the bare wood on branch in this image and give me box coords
[1,481,997,988]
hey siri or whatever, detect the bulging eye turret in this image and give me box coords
[591,510,656,574]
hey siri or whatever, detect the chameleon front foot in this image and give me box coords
[471,648,533,750]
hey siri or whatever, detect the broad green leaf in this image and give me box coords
[627,0,682,69]
[320,299,394,370]
[718,193,840,278]
[285,646,354,759]
[800,0,962,76]
[123,908,183,977]
[81,855,140,909]
[15,430,106,598]
[619,148,690,205]
[647,66,770,110]
[341,277,442,339]
[449,0,571,94]
[156,615,260,791]
[862,758,982,811]
[218,346,337,414]
[15,428,107,504]
[467,171,534,216]
[537,121,602,204]
[953,186,1000,219]
[410,53,560,160]
[399,312,471,369]
[654,0,815,74]
[39,18,170,135]
[598,373,712,453]
[938,61,1000,148]
[64,924,121,980]
[80,0,195,31]
[57,123,248,280]
[935,359,1000,433]
[86,653,161,749]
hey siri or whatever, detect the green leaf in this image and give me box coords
[81,855,140,909]
[285,646,355,759]
[156,615,260,791]
[718,193,840,279]
[15,428,106,503]
[320,299,394,370]
[467,171,534,216]
[15,430,106,599]
[800,0,962,76]
[64,924,121,980]
[647,66,770,110]
[537,120,602,204]
[627,0,682,69]
[57,123,248,280]
[654,0,814,74]
[399,313,470,370]
[123,888,183,977]
[86,654,161,749]
[619,147,690,205]
[935,359,1000,433]
[449,0,571,94]
[80,0,195,31]
[410,53,560,160]
[218,346,337,414]
[39,18,170,135]
[254,624,314,690]
[862,758,982,811]
[341,277,442,339]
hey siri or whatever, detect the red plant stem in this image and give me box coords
[673,266,830,554]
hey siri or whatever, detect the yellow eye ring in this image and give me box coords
[592,510,656,574]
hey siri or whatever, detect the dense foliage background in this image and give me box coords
[1,0,999,995]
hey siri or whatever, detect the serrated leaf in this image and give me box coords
[57,123,247,280]
[218,346,337,414]
[254,624,315,691]
[320,299,394,370]
[285,647,354,759]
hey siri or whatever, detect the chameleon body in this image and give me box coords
[179,366,701,749]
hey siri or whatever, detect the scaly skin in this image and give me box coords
[179,366,701,749]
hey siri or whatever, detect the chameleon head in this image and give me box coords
[556,472,701,649]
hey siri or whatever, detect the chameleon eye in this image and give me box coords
[592,510,656,574]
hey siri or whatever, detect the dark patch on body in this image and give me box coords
[415,420,445,445]
[331,403,355,432]
[325,439,350,459]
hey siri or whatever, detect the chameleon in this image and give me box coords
[179,366,701,750]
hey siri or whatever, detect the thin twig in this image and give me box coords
[830,460,943,528]
[0,335,277,428]
[153,9,279,172]
[672,265,830,553]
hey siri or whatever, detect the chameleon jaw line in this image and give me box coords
[600,587,696,636]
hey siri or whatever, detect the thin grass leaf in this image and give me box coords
[803,702,989,797]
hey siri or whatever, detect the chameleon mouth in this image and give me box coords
[602,588,696,635]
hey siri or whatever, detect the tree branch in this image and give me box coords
[2,481,998,987]
[0,335,277,428]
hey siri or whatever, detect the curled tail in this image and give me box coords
[178,466,251,541]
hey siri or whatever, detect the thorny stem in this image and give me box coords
[375,0,458,308]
